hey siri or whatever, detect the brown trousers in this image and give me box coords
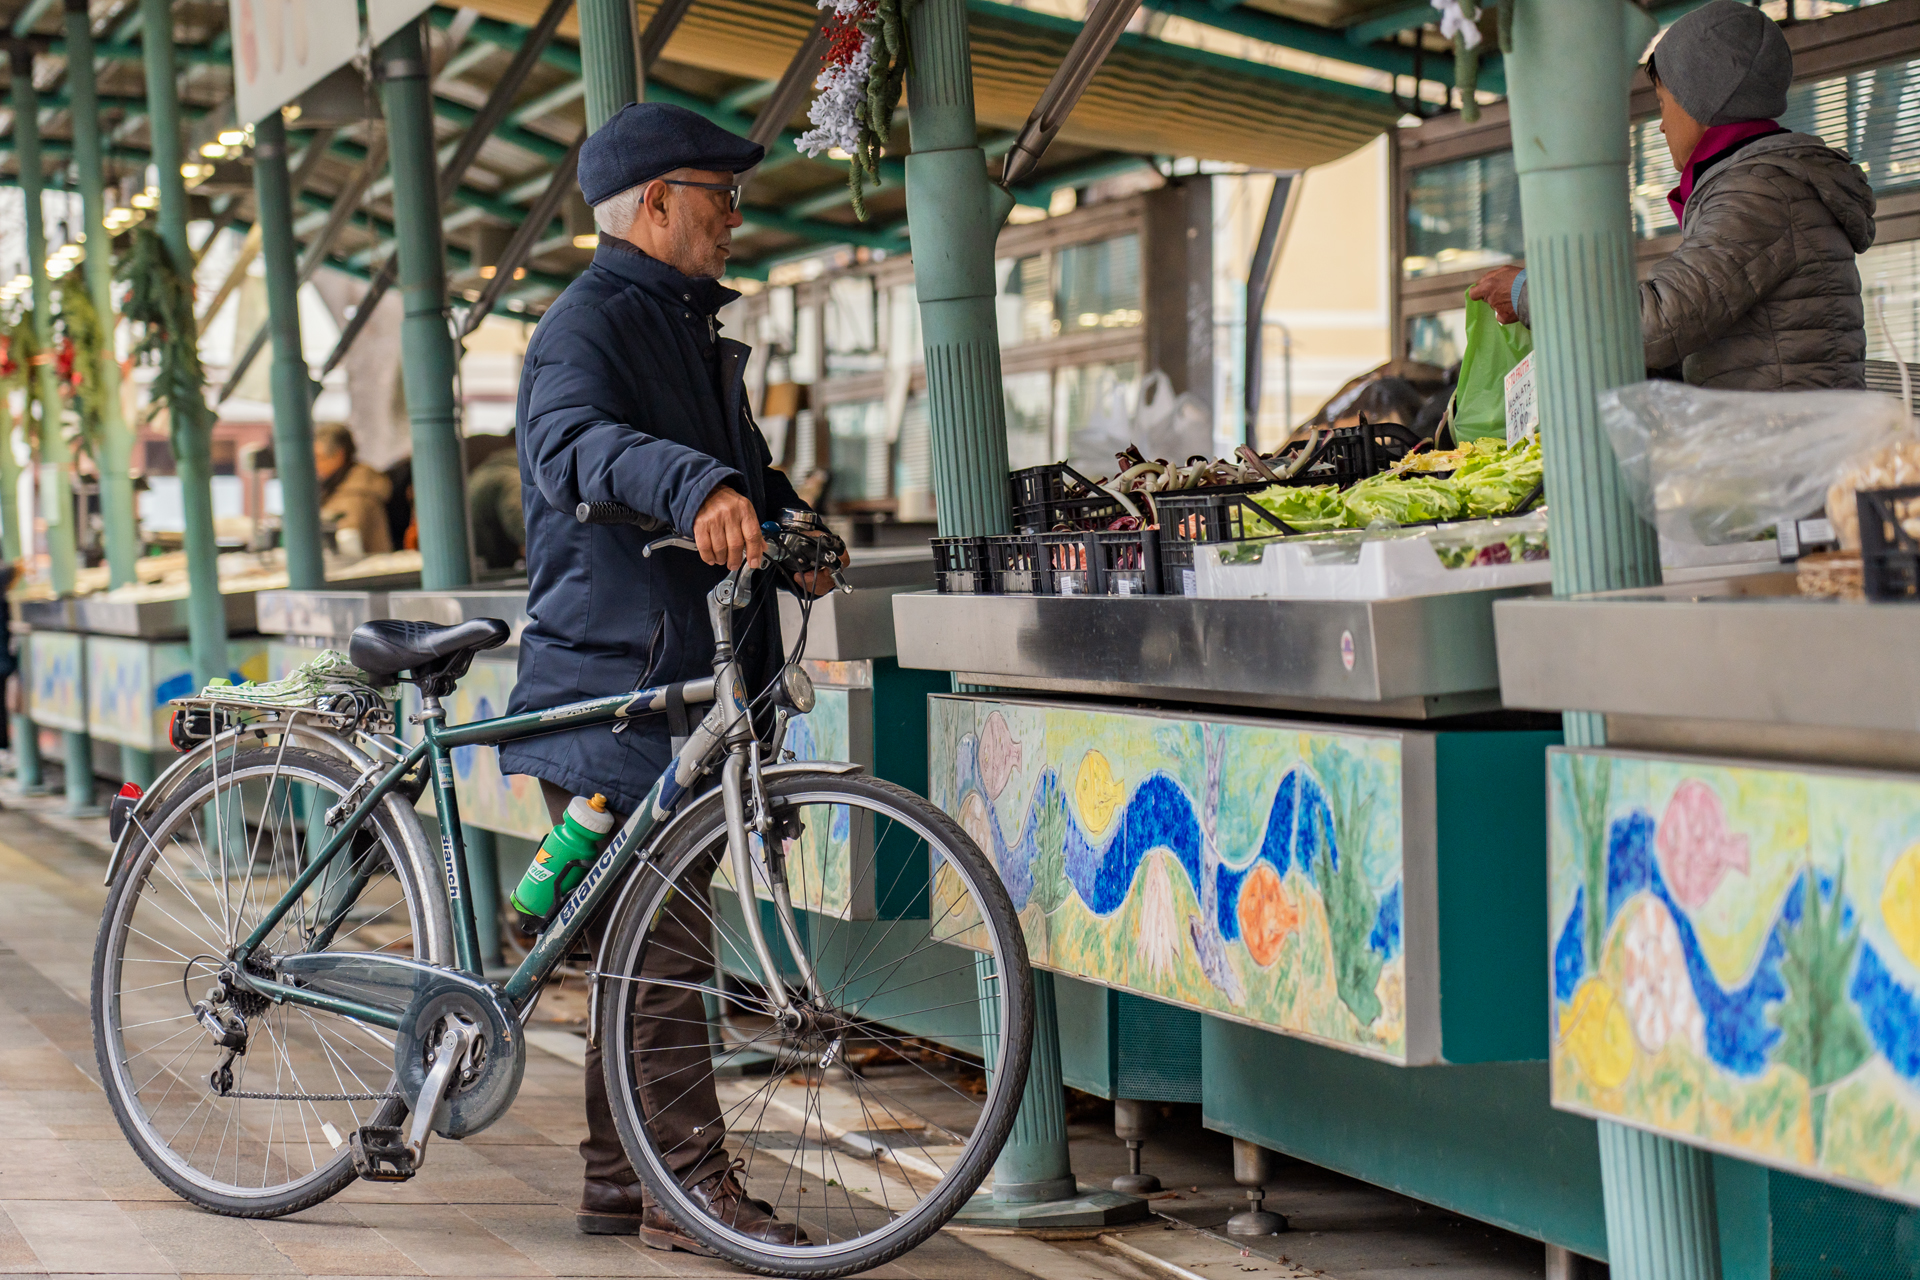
[541,782,731,1189]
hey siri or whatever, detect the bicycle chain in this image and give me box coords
[220,1089,401,1102]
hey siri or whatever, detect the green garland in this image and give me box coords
[116,225,213,456]
[847,0,914,221]
[55,274,109,458]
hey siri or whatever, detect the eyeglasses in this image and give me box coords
[660,178,744,212]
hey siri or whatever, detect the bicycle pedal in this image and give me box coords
[349,1125,415,1182]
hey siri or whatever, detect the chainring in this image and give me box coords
[394,974,524,1139]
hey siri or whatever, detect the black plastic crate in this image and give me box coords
[1034,530,1100,596]
[1858,485,1920,601]
[931,536,992,594]
[1271,421,1423,489]
[985,533,1047,595]
[1031,528,1161,595]
[1091,527,1160,596]
[1010,463,1128,533]
[1154,485,1296,596]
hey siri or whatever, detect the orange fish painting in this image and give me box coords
[1236,862,1298,968]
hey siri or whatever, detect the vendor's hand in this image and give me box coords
[693,485,765,571]
[1468,264,1525,324]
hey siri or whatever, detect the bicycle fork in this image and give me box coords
[722,744,820,1027]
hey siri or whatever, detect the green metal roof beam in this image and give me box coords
[1134,0,1499,98]
[44,36,230,64]
[11,0,60,37]
[430,95,571,164]
[1344,1,1437,46]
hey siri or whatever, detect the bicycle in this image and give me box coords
[90,507,1033,1277]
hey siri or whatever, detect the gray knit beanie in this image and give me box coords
[1648,0,1792,126]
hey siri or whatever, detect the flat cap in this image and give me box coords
[1649,0,1792,128]
[577,102,765,206]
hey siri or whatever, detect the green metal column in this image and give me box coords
[14,40,94,812]
[1507,0,1712,1275]
[378,21,470,591]
[576,0,638,129]
[2,387,39,789]
[65,0,140,590]
[904,0,1012,541]
[251,112,325,590]
[906,0,1139,1228]
[140,0,228,690]
[12,43,79,598]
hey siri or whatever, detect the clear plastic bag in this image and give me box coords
[1598,382,1913,547]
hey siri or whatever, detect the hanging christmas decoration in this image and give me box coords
[1433,0,1483,123]
[795,0,915,221]
[117,225,213,456]
[54,275,109,458]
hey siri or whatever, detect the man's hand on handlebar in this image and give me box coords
[693,485,765,571]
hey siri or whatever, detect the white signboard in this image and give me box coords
[227,0,362,126]
[365,0,439,49]
[1504,351,1539,444]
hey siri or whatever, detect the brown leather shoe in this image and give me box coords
[577,1177,648,1236]
[638,1165,812,1254]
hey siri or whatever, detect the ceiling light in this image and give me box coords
[573,233,598,249]
[216,128,247,146]
[132,190,157,209]
[200,141,226,158]
[478,265,496,279]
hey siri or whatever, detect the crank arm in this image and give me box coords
[406,1017,477,1170]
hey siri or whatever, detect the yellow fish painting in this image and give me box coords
[1563,978,1636,1091]
[1884,843,1920,968]
[1075,750,1126,836]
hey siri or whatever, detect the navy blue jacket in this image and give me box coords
[501,239,806,814]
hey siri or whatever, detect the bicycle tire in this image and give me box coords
[92,745,451,1217]
[599,769,1033,1278]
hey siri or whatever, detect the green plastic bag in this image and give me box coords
[1451,294,1533,444]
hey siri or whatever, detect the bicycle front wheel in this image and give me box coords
[600,770,1032,1278]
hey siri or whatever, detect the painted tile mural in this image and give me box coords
[1549,748,1920,1205]
[931,697,1417,1062]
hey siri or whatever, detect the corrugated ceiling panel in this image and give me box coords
[462,0,1394,171]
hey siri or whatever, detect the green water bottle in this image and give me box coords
[510,793,615,935]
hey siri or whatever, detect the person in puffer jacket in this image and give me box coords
[1471,0,1876,390]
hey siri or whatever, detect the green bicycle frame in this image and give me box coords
[227,673,735,1027]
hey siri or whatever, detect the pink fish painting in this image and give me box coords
[1656,779,1750,910]
[978,711,1023,801]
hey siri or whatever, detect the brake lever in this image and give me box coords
[642,535,700,559]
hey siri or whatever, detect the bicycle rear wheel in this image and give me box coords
[599,770,1032,1278]
[92,744,450,1217]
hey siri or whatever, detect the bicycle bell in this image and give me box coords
[779,508,824,532]
[770,663,816,715]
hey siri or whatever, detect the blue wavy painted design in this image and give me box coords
[1554,886,1585,1003]
[1370,884,1403,959]
[963,748,1398,968]
[1581,807,1920,1083]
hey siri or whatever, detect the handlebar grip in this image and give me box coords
[575,501,663,529]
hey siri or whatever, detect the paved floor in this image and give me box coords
[0,783,1558,1279]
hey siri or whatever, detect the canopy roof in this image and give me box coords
[0,0,1457,318]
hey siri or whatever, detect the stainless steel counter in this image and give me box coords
[893,588,1529,719]
[31,591,262,638]
[256,590,394,641]
[1494,572,1920,736]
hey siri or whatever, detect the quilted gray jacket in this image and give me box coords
[1518,132,1876,389]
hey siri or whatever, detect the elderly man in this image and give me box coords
[501,102,818,1251]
